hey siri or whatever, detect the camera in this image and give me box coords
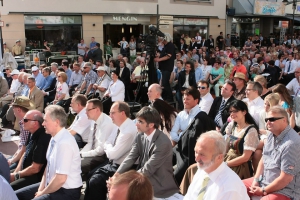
[140,25,165,56]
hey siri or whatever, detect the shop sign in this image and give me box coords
[112,16,138,21]
[253,0,285,16]
[24,16,82,24]
[174,18,208,25]
[279,21,289,28]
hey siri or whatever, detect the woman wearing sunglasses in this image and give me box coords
[224,100,259,179]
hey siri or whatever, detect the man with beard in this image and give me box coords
[183,131,249,200]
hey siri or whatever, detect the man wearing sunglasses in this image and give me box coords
[243,106,300,200]
[197,80,213,114]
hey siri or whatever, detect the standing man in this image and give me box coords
[80,99,116,176]
[12,40,22,56]
[84,102,137,200]
[216,32,224,50]
[3,42,10,53]
[90,37,97,53]
[243,107,300,200]
[92,43,103,63]
[77,39,86,56]
[10,110,51,191]
[112,106,179,199]
[232,32,240,48]
[184,131,249,199]
[116,59,133,101]
[154,33,175,102]
[68,94,93,148]
[15,105,82,200]
[208,35,214,50]
[225,34,231,48]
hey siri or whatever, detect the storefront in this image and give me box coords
[24,15,82,51]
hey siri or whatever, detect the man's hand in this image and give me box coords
[154,57,160,62]
[7,159,12,166]
[249,186,263,196]
[10,173,15,182]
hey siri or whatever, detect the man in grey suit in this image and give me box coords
[110,106,180,199]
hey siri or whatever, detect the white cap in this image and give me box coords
[96,66,106,71]
[31,66,39,72]
[11,69,20,75]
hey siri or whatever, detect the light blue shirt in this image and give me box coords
[65,68,72,85]
[170,105,201,142]
[194,66,203,83]
[33,72,45,89]
[42,75,54,91]
[69,71,83,86]
[0,175,18,200]
[21,85,29,96]
[90,41,97,52]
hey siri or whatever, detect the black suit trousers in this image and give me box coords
[11,174,40,191]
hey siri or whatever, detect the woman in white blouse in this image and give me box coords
[53,72,70,106]
[199,56,212,81]
[224,100,259,179]
[102,70,125,114]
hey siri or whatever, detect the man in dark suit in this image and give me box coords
[179,38,188,52]
[208,35,215,51]
[113,106,179,199]
[116,59,134,101]
[172,87,216,184]
[208,80,236,131]
[83,46,92,62]
[92,43,103,63]
[189,38,197,51]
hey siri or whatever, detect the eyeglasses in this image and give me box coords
[87,107,96,112]
[197,86,207,90]
[264,117,284,123]
[245,88,254,91]
[109,111,121,115]
[229,110,239,114]
[23,119,37,123]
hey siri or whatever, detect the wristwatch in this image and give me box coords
[14,172,20,181]
[262,186,267,196]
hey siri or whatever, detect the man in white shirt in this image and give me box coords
[68,94,93,148]
[286,67,300,96]
[198,80,213,114]
[77,39,86,56]
[184,131,249,200]
[92,66,111,100]
[282,53,298,84]
[147,83,162,103]
[69,63,84,96]
[0,69,20,107]
[84,101,137,200]
[15,105,82,200]
[80,99,116,176]
[243,81,264,125]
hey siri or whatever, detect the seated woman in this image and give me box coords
[151,99,177,141]
[53,72,70,106]
[209,59,224,97]
[224,100,259,179]
[254,75,272,99]
[102,70,125,115]
[272,83,293,116]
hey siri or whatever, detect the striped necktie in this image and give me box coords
[214,100,226,128]
[91,123,97,150]
[113,129,120,146]
[46,139,55,186]
[197,175,210,200]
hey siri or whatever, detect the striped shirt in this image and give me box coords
[18,119,30,150]
[262,126,300,199]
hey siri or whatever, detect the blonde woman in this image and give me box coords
[223,57,234,81]
[53,72,70,106]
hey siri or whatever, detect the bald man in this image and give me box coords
[147,83,162,103]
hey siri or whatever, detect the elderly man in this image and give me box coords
[84,101,137,200]
[233,72,247,100]
[10,110,51,191]
[147,83,162,103]
[50,62,58,78]
[79,62,98,97]
[0,69,20,108]
[243,81,264,125]
[68,94,93,148]
[15,105,82,200]
[243,106,300,200]
[31,66,45,90]
[184,131,249,199]
[92,66,111,100]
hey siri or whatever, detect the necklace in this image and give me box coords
[236,123,248,132]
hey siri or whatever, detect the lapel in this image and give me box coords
[29,87,37,99]
[148,130,160,156]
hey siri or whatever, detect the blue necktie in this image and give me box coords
[46,140,55,186]
[288,61,291,72]
[214,100,226,128]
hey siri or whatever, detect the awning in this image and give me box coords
[233,0,254,15]
[284,15,300,22]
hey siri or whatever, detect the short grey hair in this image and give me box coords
[197,131,226,156]
[51,62,58,68]
[267,106,289,123]
[27,76,36,82]
[84,62,93,69]
[44,105,67,128]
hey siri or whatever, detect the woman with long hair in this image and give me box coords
[151,99,177,141]
[272,83,293,115]
[200,56,212,81]
[224,100,259,179]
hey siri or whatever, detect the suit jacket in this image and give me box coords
[177,70,197,91]
[179,43,188,51]
[117,130,178,198]
[92,48,103,63]
[204,39,210,49]
[28,86,44,112]
[208,95,236,125]
[208,38,215,50]
[173,111,216,184]
[116,66,131,87]
[189,42,197,51]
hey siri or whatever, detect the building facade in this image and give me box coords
[1,0,226,55]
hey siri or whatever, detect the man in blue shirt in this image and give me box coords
[61,62,72,85]
[31,66,45,89]
[41,67,54,91]
[193,59,203,83]
[90,37,97,53]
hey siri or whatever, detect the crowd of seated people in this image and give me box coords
[2,33,300,200]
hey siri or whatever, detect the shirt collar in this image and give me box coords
[52,127,67,143]
[249,96,262,104]
[77,108,87,117]
[273,125,291,142]
[207,162,226,183]
[144,129,156,143]
[184,105,201,115]
[95,112,105,125]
